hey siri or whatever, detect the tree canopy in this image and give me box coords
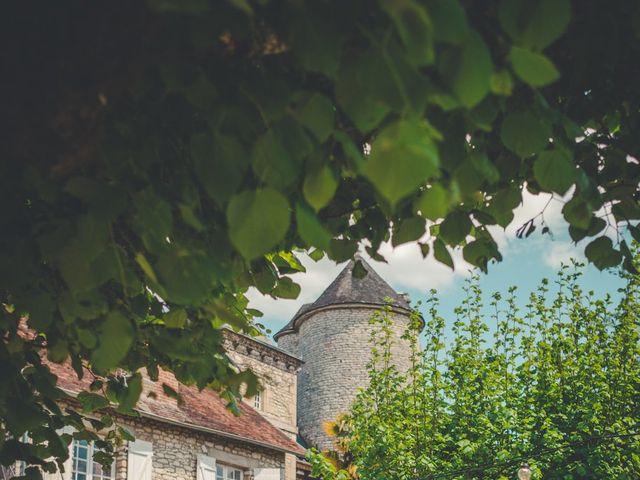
[309,263,640,479]
[2,0,640,475]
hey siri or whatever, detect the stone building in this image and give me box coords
[275,256,415,451]
[11,256,412,479]
[40,343,304,480]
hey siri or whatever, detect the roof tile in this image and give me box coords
[47,361,304,455]
[275,256,410,338]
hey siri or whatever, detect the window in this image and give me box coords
[253,390,262,410]
[72,440,115,480]
[216,464,243,480]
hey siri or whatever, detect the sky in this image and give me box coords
[247,190,625,340]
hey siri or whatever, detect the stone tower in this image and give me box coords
[274,256,415,450]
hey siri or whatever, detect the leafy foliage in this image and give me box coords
[319,264,640,480]
[2,0,640,473]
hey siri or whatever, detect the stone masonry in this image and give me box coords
[113,415,282,480]
[277,305,412,451]
[274,256,419,451]
[224,330,302,439]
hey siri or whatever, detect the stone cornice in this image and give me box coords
[273,302,418,340]
[223,329,303,372]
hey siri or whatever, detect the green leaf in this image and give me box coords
[392,217,426,247]
[296,203,331,251]
[562,196,592,230]
[56,215,112,292]
[611,196,640,221]
[486,187,521,227]
[5,396,48,433]
[130,188,173,254]
[272,276,301,299]
[533,149,575,194]
[463,238,500,273]
[500,111,551,158]
[620,239,639,274]
[117,372,142,414]
[381,0,434,66]
[419,242,430,258]
[568,217,607,242]
[433,238,454,269]
[178,203,205,232]
[296,93,335,141]
[334,132,365,171]
[303,166,338,211]
[307,250,324,263]
[77,392,110,413]
[440,30,493,108]
[246,308,263,318]
[363,119,440,206]
[64,177,127,222]
[469,151,500,184]
[584,236,622,270]
[191,132,248,205]
[252,117,313,189]
[164,308,187,329]
[336,50,393,133]
[117,426,135,442]
[252,262,278,295]
[490,70,514,96]
[91,311,134,373]
[17,292,54,331]
[290,7,342,78]
[428,0,469,44]
[184,73,218,109]
[510,47,560,87]
[273,252,306,273]
[352,259,368,279]
[227,189,291,260]
[134,253,158,283]
[77,328,97,349]
[415,184,450,220]
[329,239,358,263]
[499,0,571,50]
[162,383,183,406]
[155,247,215,304]
[439,211,472,245]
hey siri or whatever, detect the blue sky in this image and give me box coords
[247,190,625,339]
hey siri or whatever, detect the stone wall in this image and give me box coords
[113,415,284,480]
[276,333,298,359]
[224,331,302,439]
[277,305,413,451]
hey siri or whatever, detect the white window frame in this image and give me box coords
[253,390,262,410]
[216,463,243,480]
[70,439,115,480]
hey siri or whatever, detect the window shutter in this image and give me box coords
[61,426,74,480]
[196,454,216,480]
[254,468,282,480]
[127,439,153,480]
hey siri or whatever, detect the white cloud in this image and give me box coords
[246,256,342,327]
[543,242,585,270]
[247,240,471,329]
[543,241,585,269]
[247,188,577,331]
[372,239,471,294]
[490,189,570,253]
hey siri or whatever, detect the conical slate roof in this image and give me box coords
[274,256,411,339]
